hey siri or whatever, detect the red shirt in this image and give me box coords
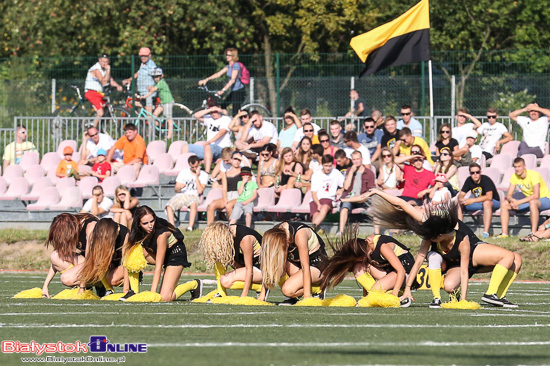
[92,161,112,182]
[401,164,435,198]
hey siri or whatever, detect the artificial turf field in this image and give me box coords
[1,273,549,366]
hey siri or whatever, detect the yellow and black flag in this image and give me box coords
[351,0,430,77]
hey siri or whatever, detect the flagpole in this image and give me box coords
[428,59,434,142]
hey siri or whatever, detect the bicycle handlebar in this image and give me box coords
[198,85,221,98]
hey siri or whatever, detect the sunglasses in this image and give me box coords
[304,129,313,133]
[487,115,497,119]
[320,139,330,142]
[365,125,375,129]
[440,152,450,156]
[382,154,392,158]
[260,153,270,157]
[400,139,408,143]
[226,54,233,57]
[470,170,481,175]
[441,130,451,134]
[88,133,98,137]
[401,112,411,116]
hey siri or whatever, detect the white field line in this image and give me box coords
[146,341,550,347]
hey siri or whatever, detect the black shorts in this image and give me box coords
[288,249,327,270]
[381,252,420,289]
[443,241,484,278]
[163,242,192,268]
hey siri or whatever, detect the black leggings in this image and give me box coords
[221,88,246,116]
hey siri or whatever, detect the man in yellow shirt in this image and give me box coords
[497,157,550,238]
[2,125,37,171]
[394,127,434,166]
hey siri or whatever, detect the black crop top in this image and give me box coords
[369,235,410,268]
[232,224,263,266]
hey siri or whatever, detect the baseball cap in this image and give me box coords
[435,173,448,183]
[99,54,110,59]
[63,146,74,155]
[151,67,163,77]
[466,130,478,139]
[96,149,107,156]
[138,47,151,56]
[240,167,252,176]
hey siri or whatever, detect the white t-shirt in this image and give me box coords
[248,121,278,144]
[478,122,509,154]
[204,115,232,148]
[293,123,322,143]
[309,159,322,173]
[344,145,371,166]
[432,187,451,204]
[311,168,345,200]
[175,168,209,196]
[84,62,106,92]
[517,115,549,152]
[85,133,114,159]
[82,197,113,219]
[453,123,477,146]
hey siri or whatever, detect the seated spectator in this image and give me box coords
[452,107,481,146]
[165,155,209,231]
[229,167,258,227]
[110,185,140,228]
[295,136,313,171]
[371,109,385,130]
[457,163,500,239]
[397,105,423,137]
[299,144,324,192]
[454,131,483,167]
[343,131,371,168]
[235,111,278,160]
[184,103,232,174]
[209,147,234,188]
[89,149,111,182]
[106,123,148,175]
[275,147,304,195]
[291,109,321,150]
[329,120,346,149]
[409,144,433,171]
[377,147,403,190]
[509,102,550,158]
[278,107,302,151]
[299,123,319,146]
[395,153,435,205]
[56,146,79,179]
[521,217,550,242]
[228,110,250,141]
[207,151,245,224]
[358,117,383,168]
[338,150,375,235]
[433,147,459,195]
[319,130,336,158]
[395,127,434,166]
[381,116,400,150]
[497,157,550,238]
[78,126,114,166]
[257,143,277,188]
[424,174,451,206]
[334,149,352,174]
[3,125,37,171]
[310,155,344,233]
[435,123,459,157]
[478,107,513,160]
[81,185,113,219]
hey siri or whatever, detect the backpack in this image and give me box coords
[237,62,250,85]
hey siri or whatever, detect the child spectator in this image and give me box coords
[142,67,175,139]
[56,146,79,179]
[310,154,345,233]
[90,149,111,182]
[229,167,258,227]
[425,173,451,206]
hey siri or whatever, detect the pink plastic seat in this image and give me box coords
[489,154,511,171]
[21,177,53,201]
[56,140,77,159]
[146,140,167,164]
[78,165,92,175]
[19,151,40,172]
[128,165,159,188]
[499,140,521,157]
[253,188,276,213]
[165,153,196,176]
[0,177,28,200]
[291,191,313,214]
[496,167,515,191]
[2,165,24,186]
[46,166,60,185]
[266,188,302,213]
[153,153,174,174]
[101,176,121,198]
[27,187,60,210]
[197,188,223,212]
[168,141,188,161]
[535,167,550,184]
[23,165,45,186]
[50,187,83,210]
[115,165,137,186]
[539,155,550,170]
[457,166,470,188]
[521,153,537,169]
[481,167,501,187]
[79,176,99,199]
[0,177,7,195]
[55,177,76,195]
[40,152,61,172]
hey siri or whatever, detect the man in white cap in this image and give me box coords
[454,130,482,166]
[123,47,157,114]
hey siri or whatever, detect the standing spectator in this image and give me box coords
[278,107,302,151]
[106,123,148,175]
[358,117,383,168]
[395,127,434,166]
[338,150,375,235]
[199,47,246,115]
[89,149,111,182]
[319,131,336,158]
[81,186,113,219]
[183,103,232,173]
[329,120,346,149]
[141,67,175,139]
[257,144,277,189]
[497,157,550,238]
[291,109,321,150]
[84,54,123,127]
[452,107,481,146]
[397,105,423,137]
[310,155,345,233]
[435,123,459,157]
[343,131,371,168]
[165,155,209,231]
[229,167,258,227]
[235,111,278,160]
[2,125,37,171]
[433,147,459,195]
[275,147,303,195]
[123,47,157,114]
[56,147,79,179]
[454,130,483,167]
[377,147,403,190]
[79,126,114,166]
[457,163,500,239]
[207,151,245,223]
[381,116,400,150]
[334,149,352,174]
[395,153,435,205]
[345,89,369,119]
[110,185,140,228]
[509,102,550,158]
[478,108,513,159]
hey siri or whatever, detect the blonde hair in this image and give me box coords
[276,147,294,175]
[221,147,234,160]
[199,223,234,268]
[80,219,119,284]
[260,227,289,289]
[113,185,130,208]
[225,47,239,62]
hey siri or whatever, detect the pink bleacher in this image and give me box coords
[521,153,537,169]
[167,141,187,161]
[46,166,60,185]
[152,153,174,175]
[146,140,167,164]
[56,140,78,159]
[101,176,121,198]
[535,167,550,185]
[78,165,92,175]
[79,176,99,199]
[2,165,24,185]
[197,188,223,212]
[55,177,76,195]
[457,166,470,187]
[291,191,313,214]
[50,187,82,210]
[539,155,550,170]
[19,151,40,172]
[40,152,61,172]
[27,187,59,210]
[481,167,501,187]
[253,188,276,213]
[266,188,302,213]
[20,177,53,201]
[499,140,521,157]
[23,165,45,186]
[128,165,159,188]
[496,167,515,191]
[115,165,137,186]
[489,154,511,171]
[0,177,7,195]
[0,177,28,200]
[165,153,196,176]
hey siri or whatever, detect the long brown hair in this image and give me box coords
[276,147,295,175]
[79,218,119,284]
[437,123,453,143]
[124,206,176,255]
[45,213,80,263]
[260,227,289,290]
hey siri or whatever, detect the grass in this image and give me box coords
[1,273,549,366]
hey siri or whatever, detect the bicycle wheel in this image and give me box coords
[51,106,81,140]
[241,103,271,116]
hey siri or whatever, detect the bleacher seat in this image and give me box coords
[253,188,276,213]
[40,152,61,172]
[46,166,60,185]
[101,176,121,198]
[539,155,550,170]
[19,151,40,172]
[0,177,28,200]
[482,167,501,187]
[291,191,313,214]
[496,167,515,191]
[0,177,7,195]
[167,141,187,161]
[521,153,537,169]
[50,187,83,210]
[20,177,53,201]
[197,188,223,212]
[535,167,550,183]
[146,140,167,164]
[23,165,45,186]
[128,165,159,188]
[489,154,511,171]
[457,166,470,188]
[2,165,24,186]
[116,165,137,186]
[78,165,92,175]
[79,176,99,199]
[55,177,76,195]
[153,153,174,175]
[27,187,60,210]
[56,140,77,159]
[266,188,302,213]
[165,153,196,176]
[499,140,520,157]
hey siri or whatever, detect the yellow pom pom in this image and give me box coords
[295,297,324,307]
[100,293,126,301]
[357,291,400,308]
[13,288,44,299]
[210,296,240,304]
[192,289,219,303]
[122,244,148,273]
[52,288,99,300]
[323,294,357,307]
[231,296,275,306]
[125,291,162,302]
[441,299,481,310]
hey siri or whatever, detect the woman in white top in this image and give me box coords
[376,147,402,190]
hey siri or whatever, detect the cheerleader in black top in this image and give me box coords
[367,189,522,308]
[199,222,263,297]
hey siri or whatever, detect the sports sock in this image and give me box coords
[496,270,517,298]
[214,262,227,296]
[311,286,322,294]
[428,269,442,299]
[128,272,140,294]
[486,264,509,295]
[174,280,198,300]
[356,273,376,291]
[100,277,114,292]
[229,281,262,292]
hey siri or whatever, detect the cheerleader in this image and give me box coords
[199,223,263,297]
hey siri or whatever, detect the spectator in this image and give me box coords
[395,153,435,205]
[345,89,369,118]
[410,144,433,172]
[329,120,346,149]
[81,186,113,219]
[454,130,483,167]
[497,157,550,238]
[165,155,209,231]
[295,136,313,171]
[291,109,321,150]
[123,47,157,114]
[229,167,259,227]
[358,117,383,169]
[84,54,123,127]
[521,218,550,242]
[297,144,323,194]
[397,105,423,137]
[425,174,451,206]
[199,47,246,115]
[343,131,371,168]
[2,125,37,171]
[210,147,249,188]
[452,107,481,146]
[319,131,336,158]
[435,123,459,157]
[433,147,459,195]
[235,111,278,160]
[207,151,245,224]
[300,123,319,145]
[110,185,140,228]
[509,102,550,158]
[477,107,513,160]
[89,149,111,182]
[395,127,434,166]
[56,146,79,179]
[457,163,500,239]
[79,126,114,166]
[376,147,403,190]
[257,143,277,188]
[275,147,304,195]
[278,107,302,151]
[141,67,175,139]
[381,116,400,150]
[228,110,250,141]
[334,149,352,173]
[371,109,385,130]
[310,155,345,233]
[184,102,232,174]
[106,123,148,175]
[338,150,375,235]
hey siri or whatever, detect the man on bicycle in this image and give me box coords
[84,54,123,127]
[123,47,157,114]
